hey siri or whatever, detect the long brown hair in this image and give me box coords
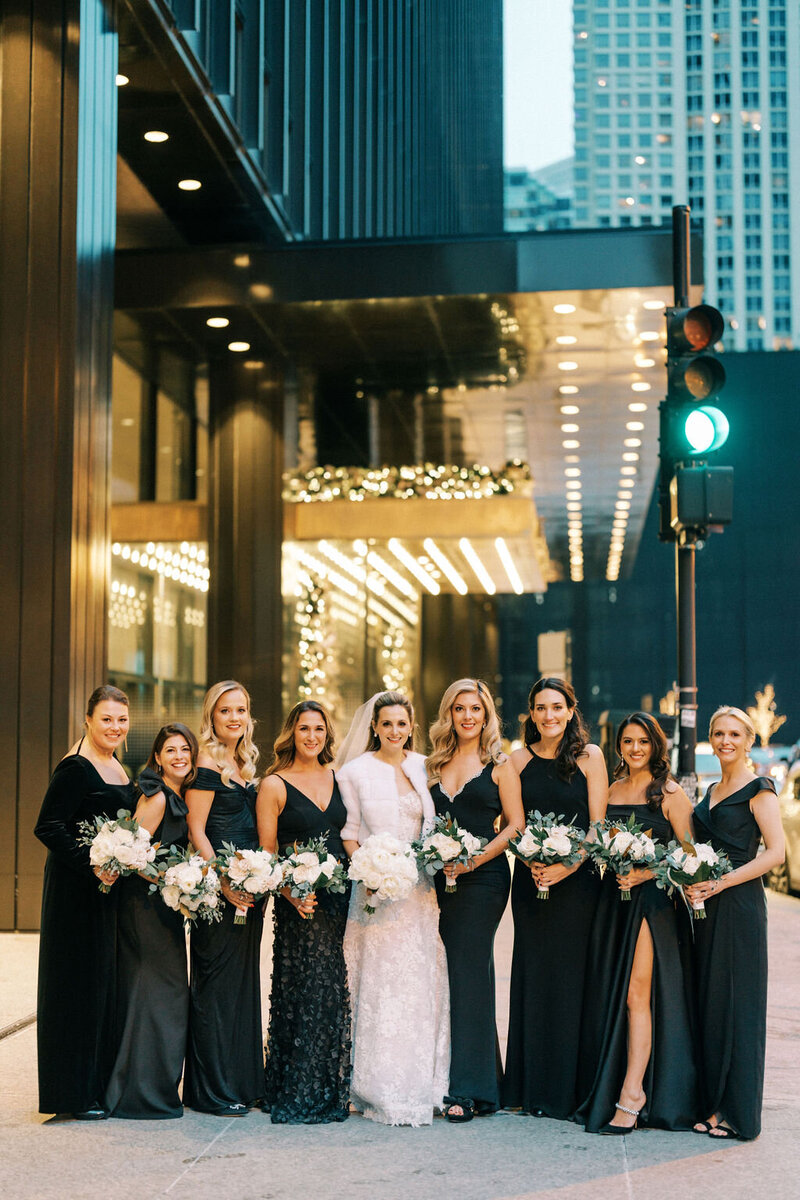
[614,711,672,811]
[144,723,199,794]
[524,677,589,782]
[367,691,415,752]
[266,701,336,774]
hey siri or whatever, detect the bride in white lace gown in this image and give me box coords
[338,691,450,1126]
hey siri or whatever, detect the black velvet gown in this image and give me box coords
[575,802,698,1132]
[35,754,135,1115]
[104,767,190,1119]
[431,762,510,1113]
[692,777,777,1140]
[503,753,601,1117]
[263,775,351,1123]
[182,766,265,1114]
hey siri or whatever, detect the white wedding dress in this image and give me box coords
[340,755,450,1126]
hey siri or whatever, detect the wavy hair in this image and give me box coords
[144,723,199,794]
[367,691,415,752]
[198,680,259,786]
[86,684,129,716]
[266,701,336,775]
[614,711,672,811]
[524,676,589,782]
[709,705,756,750]
[426,678,505,782]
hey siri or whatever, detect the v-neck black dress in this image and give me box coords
[35,754,135,1114]
[263,774,352,1123]
[692,777,777,1139]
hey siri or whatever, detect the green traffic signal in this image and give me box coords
[684,405,730,455]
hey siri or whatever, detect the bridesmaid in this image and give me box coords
[503,677,607,1119]
[104,723,196,1119]
[575,712,697,1133]
[258,701,352,1124]
[35,684,134,1119]
[183,681,264,1116]
[687,706,784,1141]
[427,678,524,1122]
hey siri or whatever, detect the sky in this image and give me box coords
[503,0,574,171]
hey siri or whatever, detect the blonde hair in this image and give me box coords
[266,701,336,775]
[709,705,756,750]
[198,680,259,786]
[426,678,506,782]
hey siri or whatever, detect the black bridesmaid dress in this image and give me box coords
[692,777,777,1140]
[182,766,265,1115]
[575,802,698,1132]
[263,775,352,1123]
[104,767,190,1119]
[431,761,509,1113]
[503,752,601,1118]
[35,754,135,1115]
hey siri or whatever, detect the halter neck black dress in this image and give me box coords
[692,777,777,1139]
[105,768,190,1119]
[575,801,698,1132]
[431,761,509,1114]
[182,766,265,1115]
[263,774,352,1123]
[503,752,601,1117]
[35,753,135,1115]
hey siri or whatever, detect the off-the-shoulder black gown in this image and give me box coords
[692,777,777,1140]
[104,767,190,1118]
[35,754,135,1115]
[263,775,352,1123]
[182,766,265,1114]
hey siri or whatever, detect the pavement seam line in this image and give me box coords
[160,1122,232,1195]
[621,1138,636,1200]
[0,1012,36,1041]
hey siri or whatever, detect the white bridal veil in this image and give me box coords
[334,693,386,769]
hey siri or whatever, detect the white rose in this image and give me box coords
[183,894,203,911]
[428,832,462,861]
[679,854,700,876]
[135,826,152,843]
[161,884,181,910]
[695,844,718,865]
[611,830,635,855]
[542,832,572,858]
[114,828,136,848]
[291,863,318,886]
[318,855,338,879]
[514,830,538,857]
[172,862,203,891]
[89,829,119,865]
[295,851,321,870]
[205,892,219,909]
[462,832,483,856]
[550,824,572,838]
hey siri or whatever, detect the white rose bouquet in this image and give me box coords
[77,809,160,893]
[412,812,487,893]
[214,843,285,924]
[156,845,223,924]
[588,813,664,900]
[347,832,419,915]
[280,835,348,919]
[654,836,732,919]
[508,810,586,900]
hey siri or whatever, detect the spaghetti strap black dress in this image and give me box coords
[431,762,509,1114]
[34,754,135,1115]
[503,752,601,1117]
[263,775,352,1123]
[692,777,777,1140]
[575,802,698,1132]
[104,767,190,1119]
[182,766,265,1115]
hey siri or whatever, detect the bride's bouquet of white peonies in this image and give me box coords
[412,812,487,893]
[588,813,664,900]
[654,835,731,919]
[280,836,348,919]
[214,843,285,924]
[347,832,419,915]
[156,846,223,923]
[77,809,160,892]
[508,810,586,900]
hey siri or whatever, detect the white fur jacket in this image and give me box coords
[338,750,435,844]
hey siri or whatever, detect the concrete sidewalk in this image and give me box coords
[1,894,798,1200]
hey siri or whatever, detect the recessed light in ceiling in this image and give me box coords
[228,341,250,352]
[144,130,169,143]
[206,317,230,328]
[179,179,202,191]
[116,74,129,87]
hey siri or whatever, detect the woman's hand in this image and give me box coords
[282,886,316,918]
[221,879,255,909]
[685,877,725,903]
[617,868,653,890]
[93,867,119,888]
[531,861,576,888]
[443,859,477,881]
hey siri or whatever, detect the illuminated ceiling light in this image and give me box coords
[561,423,580,433]
[626,420,645,430]
[228,341,250,352]
[565,468,581,478]
[556,335,577,345]
[622,452,640,462]
[233,254,251,268]
[616,501,631,511]
[628,402,648,412]
[206,316,230,328]
[178,179,202,191]
[610,541,624,552]
[566,481,582,491]
[624,438,642,447]
[639,331,660,342]
[366,551,418,600]
[387,539,440,595]
[643,299,665,310]
[459,539,496,596]
[423,539,468,595]
[116,74,129,86]
[553,303,576,314]
[566,500,582,511]
[562,440,580,449]
[243,360,265,370]
[635,356,656,368]
[565,454,581,463]
[618,489,633,500]
[558,385,579,396]
[495,538,524,595]
[631,382,651,392]
[560,404,580,414]
[558,361,579,371]
[144,130,169,143]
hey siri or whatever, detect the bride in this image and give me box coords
[338,690,450,1126]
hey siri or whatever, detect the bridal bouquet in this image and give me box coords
[654,836,732,919]
[508,810,586,900]
[280,836,348,919]
[412,812,486,893]
[588,813,664,900]
[347,832,419,915]
[157,846,222,923]
[77,809,160,892]
[214,843,285,924]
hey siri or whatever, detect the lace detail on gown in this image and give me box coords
[344,789,450,1126]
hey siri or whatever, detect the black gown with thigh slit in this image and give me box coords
[104,768,190,1118]
[691,777,777,1140]
[263,775,352,1124]
[182,766,265,1114]
[503,752,601,1118]
[35,755,135,1115]
[431,762,510,1114]
[575,802,698,1132]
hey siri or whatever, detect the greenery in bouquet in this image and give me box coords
[280,835,347,919]
[347,832,419,915]
[155,845,223,924]
[508,810,586,900]
[76,809,160,893]
[214,843,284,924]
[588,812,665,900]
[654,835,732,919]
[412,812,487,893]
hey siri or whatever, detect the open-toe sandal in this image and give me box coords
[444,1098,475,1123]
[708,1122,744,1141]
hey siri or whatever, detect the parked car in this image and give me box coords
[766,762,800,895]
